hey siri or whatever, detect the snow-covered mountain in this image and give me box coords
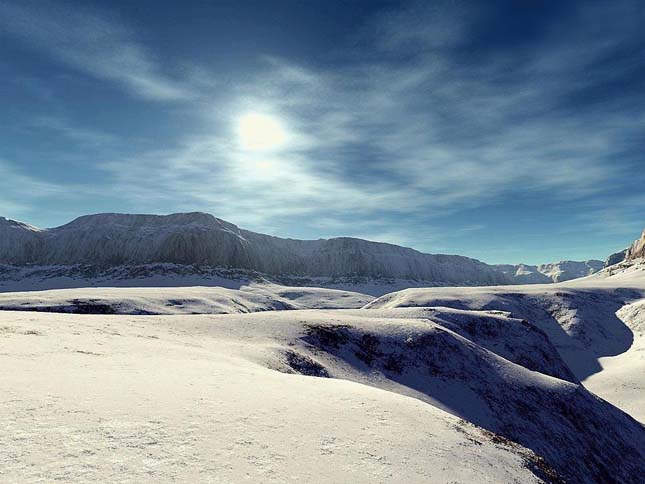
[537,260,604,282]
[494,259,604,283]
[0,213,509,286]
[494,264,552,284]
[0,213,634,292]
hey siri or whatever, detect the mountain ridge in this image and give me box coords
[0,212,624,288]
[0,212,508,285]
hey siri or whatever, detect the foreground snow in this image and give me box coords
[2,311,552,484]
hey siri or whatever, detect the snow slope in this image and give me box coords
[367,286,639,378]
[2,218,645,482]
[584,297,645,421]
[334,306,578,383]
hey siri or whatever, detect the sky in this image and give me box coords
[1,0,644,264]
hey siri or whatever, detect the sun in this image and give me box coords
[236,112,288,151]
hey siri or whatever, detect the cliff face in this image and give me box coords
[605,248,628,268]
[604,228,645,267]
[626,229,645,261]
[0,217,45,264]
[0,213,508,285]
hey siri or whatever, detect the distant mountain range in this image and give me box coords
[494,260,604,284]
[0,212,637,292]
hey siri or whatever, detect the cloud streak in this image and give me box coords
[31,116,115,147]
[0,1,193,101]
[0,159,67,219]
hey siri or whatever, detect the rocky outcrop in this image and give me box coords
[626,229,645,261]
[0,217,45,264]
[605,248,628,268]
[605,229,645,267]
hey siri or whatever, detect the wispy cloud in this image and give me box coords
[102,131,414,233]
[0,159,66,219]
[574,194,645,237]
[0,1,194,101]
[31,116,115,146]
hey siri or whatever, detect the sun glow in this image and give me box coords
[236,112,288,151]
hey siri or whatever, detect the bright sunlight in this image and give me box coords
[236,112,288,151]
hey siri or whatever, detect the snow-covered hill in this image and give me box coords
[494,263,553,284]
[537,259,604,282]
[273,310,644,483]
[0,284,373,315]
[366,268,644,376]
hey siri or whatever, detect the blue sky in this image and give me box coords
[0,0,644,264]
